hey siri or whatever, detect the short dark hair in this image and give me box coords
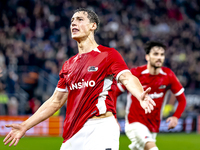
[144,41,166,54]
[74,8,100,34]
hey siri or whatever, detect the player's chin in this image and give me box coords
[71,33,81,39]
[156,65,162,68]
[71,35,79,40]
[155,63,162,68]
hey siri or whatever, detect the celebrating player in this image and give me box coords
[3,8,155,150]
[118,41,187,150]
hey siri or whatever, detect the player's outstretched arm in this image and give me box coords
[119,71,156,113]
[3,90,68,147]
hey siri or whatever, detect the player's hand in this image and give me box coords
[166,116,178,130]
[3,124,26,147]
[140,87,156,114]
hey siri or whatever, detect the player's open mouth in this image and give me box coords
[72,28,79,33]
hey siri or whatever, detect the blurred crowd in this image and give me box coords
[0,0,200,115]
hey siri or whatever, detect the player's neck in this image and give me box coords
[77,34,99,55]
[147,64,161,75]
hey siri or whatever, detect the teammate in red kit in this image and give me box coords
[119,41,187,150]
[3,8,155,150]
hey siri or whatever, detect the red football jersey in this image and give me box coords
[124,65,184,132]
[110,80,125,118]
[56,45,129,142]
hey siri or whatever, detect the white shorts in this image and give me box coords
[60,116,120,150]
[125,122,157,150]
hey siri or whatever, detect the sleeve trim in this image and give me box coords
[116,69,130,82]
[174,88,184,96]
[56,87,68,92]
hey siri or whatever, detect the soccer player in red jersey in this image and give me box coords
[118,41,187,150]
[3,8,155,150]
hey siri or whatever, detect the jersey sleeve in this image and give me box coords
[173,93,186,118]
[107,48,130,81]
[169,69,184,96]
[56,63,68,92]
[168,69,186,118]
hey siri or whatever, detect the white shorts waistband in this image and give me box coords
[84,115,115,126]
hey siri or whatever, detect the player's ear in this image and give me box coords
[145,55,149,61]
[90,22,97,32]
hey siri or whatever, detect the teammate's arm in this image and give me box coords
[166,92,186,130]
[118,71,155,114]
[3,90,68,147]
[166,70,187,130]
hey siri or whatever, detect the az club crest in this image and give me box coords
[88,66,98,72]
